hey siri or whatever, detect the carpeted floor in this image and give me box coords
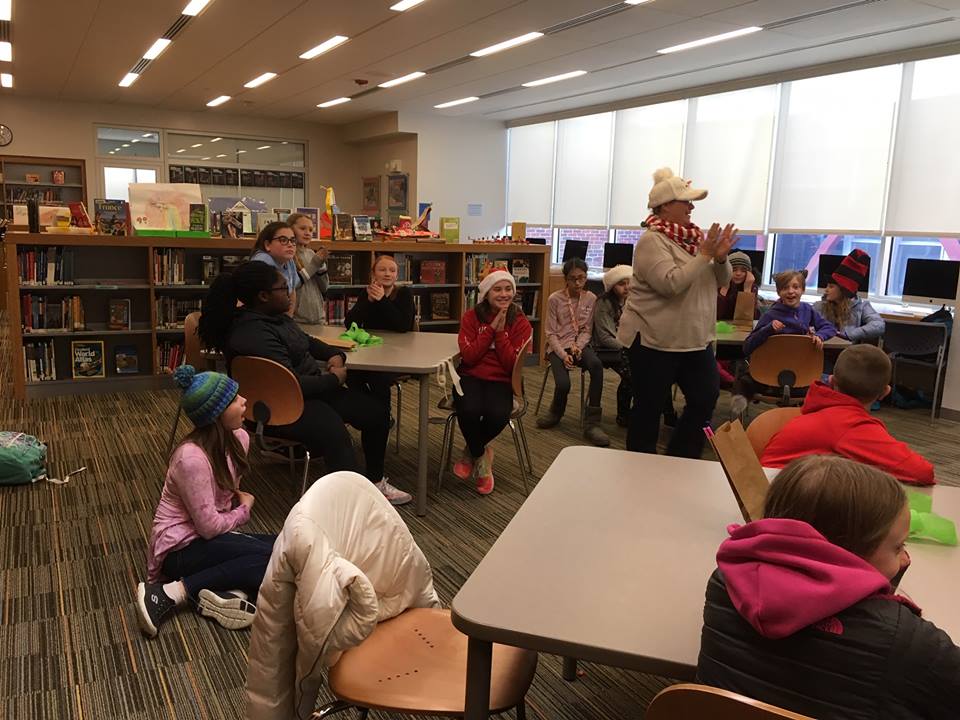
[1,309,957,719]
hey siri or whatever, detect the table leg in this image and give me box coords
[464,637,492,720]
[562,656,578,681]
[416,373,429,516]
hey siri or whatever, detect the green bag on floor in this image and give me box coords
[0,431,48,485]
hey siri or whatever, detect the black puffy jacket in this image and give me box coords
[697,570,960,719]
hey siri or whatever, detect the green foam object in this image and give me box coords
[907,491,957,545]
[716,321,734,334]
[340,322,383,347]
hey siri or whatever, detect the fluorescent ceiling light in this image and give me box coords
[390,0,426,10]
[109,151,115,155]
[299,35,349,60]
[0,73,10,88]
[210,137,222,142]
[236,149,247,154]
[131,139,140,143]
[434,96,479,109]
[202,157,211,160]
[141,133,153,138]
[181,0,210,16]
[317,96,351,108]
[114,148,121,152]
[624,0,653,4]
[216,153,227,158]
[206,95,231,107]
[122,143,131,147]
[118,72,139,87]
[658,26,762,54]
[522,70,587,87]
[143,38,172,60]
[379,71,425,88]
[0,0,9,21]
[191,143,203,147]
[257,145,271,150]
[470,32,542,58]
[0,42,11,62]
[244,72,277,88]
[176,148,186,153]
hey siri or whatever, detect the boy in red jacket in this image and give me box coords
[761,344,935,485]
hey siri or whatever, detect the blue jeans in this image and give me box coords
[162,532,276,604]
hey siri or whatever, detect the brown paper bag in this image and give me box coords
[732,290,756,330]
[708,419,770,522]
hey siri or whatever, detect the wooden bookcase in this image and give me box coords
[1,155,88,227]
[4,234,549,400]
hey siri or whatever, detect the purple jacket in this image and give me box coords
[743,301,836,356]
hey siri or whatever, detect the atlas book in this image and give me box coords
[108,298,131,330]
[94,199,130,235]
[114,345,139,375]
[71,340,105,379]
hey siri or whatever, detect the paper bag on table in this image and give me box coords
[708,419,770,522]
[732,290,756,330]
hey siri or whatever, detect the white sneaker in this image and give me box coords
[376,477,412,506]
[197,589,256,630]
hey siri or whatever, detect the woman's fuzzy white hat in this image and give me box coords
[648,167,707,209]
[477,269,516,302]
[602,264,632,293]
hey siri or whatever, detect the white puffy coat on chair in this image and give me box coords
[244,471,440,720]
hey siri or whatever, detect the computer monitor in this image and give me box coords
[817,253,870,298]
[526,237,547,245]
[561,240,588,263]
[602,242,634,269]
[735,249,765,277]
[902,258,960,306]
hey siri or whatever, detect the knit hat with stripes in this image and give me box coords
[831,249,870,297]
[173,365,239,427]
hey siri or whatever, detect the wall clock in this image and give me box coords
[0,124,12,146]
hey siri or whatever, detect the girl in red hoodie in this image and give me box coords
[698,455,959,719]
[453,270,532,495]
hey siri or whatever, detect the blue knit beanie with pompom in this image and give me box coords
[173,365,239,427]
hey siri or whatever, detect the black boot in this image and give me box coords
[616,381,632,427]
[536,393,568,429]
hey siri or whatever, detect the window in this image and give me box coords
[887,237,960,296]
[556,228,611,267]
[771,234,882,293]
[769,66,901,233]
[103,167,157,202]
[507,122,555,225]
[553,113,614,227]
[97,127,161,159]
[614,228,643,246]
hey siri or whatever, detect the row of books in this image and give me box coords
[464,255,532,284]
[22,340,57,382]
[325,296,359,325]
[155,248,187,285]
[21,340,141,382]
[157,341,185,374]
[7,188,67,203]
[20,294,86,332]
[16,246,77,285]
[156,297,203,329]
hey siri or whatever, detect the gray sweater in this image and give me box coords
[812,296,884,343]
[592,294,624,351]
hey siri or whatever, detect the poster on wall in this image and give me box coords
[387,174,407,212]
[362,176,380,213]
[129,183,202,230]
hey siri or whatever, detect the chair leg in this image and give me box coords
[288,446,296,483]
[932,352,945,423]
[437,413,456,491]
[535,364,550,415]
[395,381,402,454]
[516,701,527,720]
[580,369,586,430]
[357,710,368,720]
[166,406,181,456]
[517,419,535,478]
[312,700,354,718]
[509,419,530,495]
[563,656,578,681]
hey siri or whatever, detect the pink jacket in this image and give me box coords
[545,289,596,356]
[146,429,251,582]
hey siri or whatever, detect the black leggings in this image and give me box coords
[547,346,604,407]
[454,375,514,458]
[267,386,389,482]
[350,370,400,413]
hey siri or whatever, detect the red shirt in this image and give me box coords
[458,308,533,384]
[761,381,935,486]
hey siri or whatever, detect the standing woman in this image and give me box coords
[618,168,737,457]
[250,221,300,312]
[454,270,532,495]
[592,264,634,427]
[814,249,884,343]
[288,212,329,326]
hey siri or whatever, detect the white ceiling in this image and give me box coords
[4,0,960,125]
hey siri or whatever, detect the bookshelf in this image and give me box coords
[1,155,88,227]
[4,234,550,399]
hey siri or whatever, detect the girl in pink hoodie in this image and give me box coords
[698,455,959,719]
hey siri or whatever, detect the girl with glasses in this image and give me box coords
[251,221,301,314]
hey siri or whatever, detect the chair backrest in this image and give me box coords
[745,407,802,459]
[646,684,814,720]
[748,335,824,389]
[231,356,304,426]
[183,311,204,368]
[881,319,947,357]
[511,336,534,399]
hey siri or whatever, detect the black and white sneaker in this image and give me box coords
[197,589,257,630]
[136,582,178,638]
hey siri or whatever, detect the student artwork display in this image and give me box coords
[71,340,105,379]
[387,174,408,212]
[129,183,203,231]
[362,176,380,213]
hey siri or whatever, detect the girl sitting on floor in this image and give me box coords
[592,264,634,427]
[250,221,301,311]
[136,365,275,638]
[814,248,884,344]
[698,454,960,718]
[288,212,329,326]
[538,257,609,446]
[454,269,532,495]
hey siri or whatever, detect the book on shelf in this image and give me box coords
[189,203,209,233]
[156,340,184,374]
[154,248,186,285]
[20,294,84,332]
[16,246,75,286]
[333,213,353,241]
[220,210,244,240]
[68,201,93,228]
[412,294,422,323]
[108,298,131,330]
[201,256,219,285]
[440,216,460,244]
[272,208,292,223]
[346,294,359,314]
[419,260,447,284]
[155,296,203,329]
[510,222,527,243]
[72,341,105,379]
[464,288,478,310]
[392,253,413,282]
[324,297,348,325]
[94,199,131,236]
[114,345,139,375]
[465,254,492,285]
[510,258,530,283]
[23,340,57,382]
[328,254,354,285]
[430,292,451,320]
[221,255,245,274]
[516,288,541,316]
[492,259,509,272]
[352,215,372,241]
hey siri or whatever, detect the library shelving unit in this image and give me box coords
[1,155,88,226]
[4,234,549,400]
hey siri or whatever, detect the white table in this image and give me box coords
[451,447,958,719]
[302,325,460,516]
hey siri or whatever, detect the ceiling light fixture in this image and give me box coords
[390,0,427,11]
[257,145,271,150]
[317,97,351,108]
[0,73,10,88]
[131,139,140,143]
[624,0,653,4]
[176,148,186,153]
[143,38,172,60]
[0,41,12,63]
[522,70,587,87]
[109,151,115,155]
[299,35,349,60]
[206,95,231,107]
[236,149,247,154]
[657,26,762,54]
[122,143,131,147]
[114,148,122,152]
[141,133,153,138]
[470,32,542,58]
[216,153,227,158]
[244,72,277,88]
[202,157,211,160]
[0,0,10,21]
[191,143,203,147]
[379,71,425,88]
[118,72,139,87]
[434,96,479,109]
[210,137,222,142]
[181,0,211,16]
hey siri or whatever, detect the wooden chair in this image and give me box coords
[165,311,207,455]
[748,335,824,407]
[231,355,310,492]
[646,683,813,719]
[316,607,537,719]
[745,407,802,460]
[436,337,535,493]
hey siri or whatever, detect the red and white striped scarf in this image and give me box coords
[644,214,704,256]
